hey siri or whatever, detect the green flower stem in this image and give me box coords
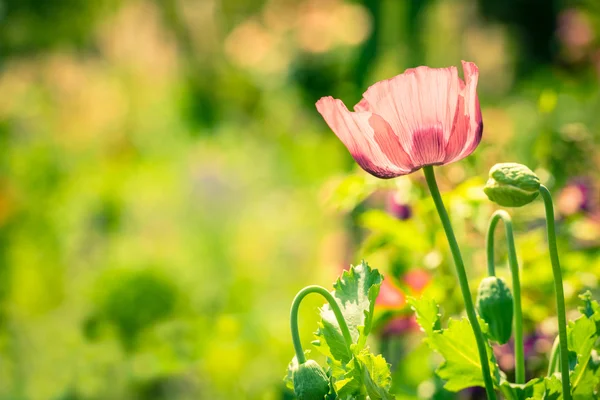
[539,185,572,399]
[290,285,353,364]
[486,210,525,384]
[547,335,561,376]
[423,166,497,400]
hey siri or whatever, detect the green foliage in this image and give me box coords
[409,296,501,392]
[91,268,178,349]
[0,0,120,55]
[410,292,600,398]
[314,261,383,360]
[566,292,600,398]
[499,378,543,400]
[286,262,395,399]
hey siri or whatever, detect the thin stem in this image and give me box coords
[290,285,353,364]
[539,185,572,399]
[423,166,497,400]
[486,210,525,384]
[486,215,499,277]
[547,335,561,377]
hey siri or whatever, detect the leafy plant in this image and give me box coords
[285,262,396,399]
[410,292,600,399]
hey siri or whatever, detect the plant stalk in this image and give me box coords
[290,285,353,364]
[539,185,572,399]
[486,210,525,384]
[547,335,561,376]
[423,166,497,400]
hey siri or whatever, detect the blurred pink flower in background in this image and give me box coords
[494,331,554,375]
[557,178,594,216]
[376,270,432,310]
[402,269,430,294]
[557,9,594,62]
[377,270,432,337]
[316,61,482,179]
[376,279,406,309]
[387,192,412,220]
[381,316,419,336]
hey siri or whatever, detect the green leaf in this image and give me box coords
[408,296,441,336]
[330,358,364,399]
[434,318,499,391]
[329,348,395,400]
[313,317,353,363]
[284,355,300,391]
[356,350,395,400]
[578,291,600,320]
[566,293,600,398]
[500,378,543,400]
[411,296,500,392]
[568,317,597,396]
[527,375,562,400]
[314,261,383,361]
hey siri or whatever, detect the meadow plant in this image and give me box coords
[284,62,600,399]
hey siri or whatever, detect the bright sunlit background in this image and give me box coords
[1,0,600,399]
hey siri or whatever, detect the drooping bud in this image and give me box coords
[476,276,514,344]
[483,163,540,207]
[293,359,330,400]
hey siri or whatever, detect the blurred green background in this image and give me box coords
[2,0,600,399]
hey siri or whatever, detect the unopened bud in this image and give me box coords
[293,359,330,400]
[484,163,540,207]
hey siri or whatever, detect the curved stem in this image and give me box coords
[547,335,561,377]
[539,185,572,399]
[423,166,497,400]
[290,285,353,364]
[486,210,526,384]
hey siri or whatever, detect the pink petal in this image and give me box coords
[316,97,414,178]
[361,66,461,167]
[443,61,483,163]
[354,98,370,112]
[369,114,415,170]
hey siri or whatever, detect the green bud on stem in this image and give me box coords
[292,359,330,400]
[476,276,514,344]
[484,163,540,207]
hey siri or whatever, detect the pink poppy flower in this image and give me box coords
[316,61,482,178]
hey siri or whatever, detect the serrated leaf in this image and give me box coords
[329,348,395,400]
[568,299,600,398]
[411,296,499,392]
[434,318,499,391]
[315,261,383,361]
[578,291,600,320]
[500,378,543,400]
[284,355,300,391]
[330,358,364,399]
[356,350,395,400]
[527,375,562,400]
[408,296,441,336]
[314,317,353,362]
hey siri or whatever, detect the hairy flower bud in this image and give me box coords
[476,276,514,344]
[484,163,540,207]
[293,359,330,400]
